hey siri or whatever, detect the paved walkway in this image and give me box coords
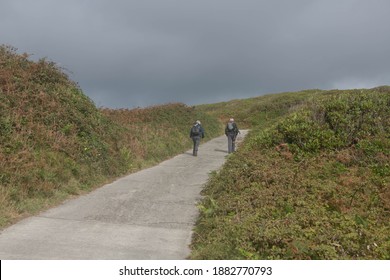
[0,131,248,259]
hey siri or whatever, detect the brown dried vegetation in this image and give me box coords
[0,45,221,228]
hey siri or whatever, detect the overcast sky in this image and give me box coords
[1,0,390,108]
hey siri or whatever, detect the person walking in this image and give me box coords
[225,118,240,153]
[190,120,204,156]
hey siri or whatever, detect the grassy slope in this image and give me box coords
[196,89,318,128]
[100,104,222,168]
[191,87,390,259]
[0,46,221,228]
[2,45,389,259]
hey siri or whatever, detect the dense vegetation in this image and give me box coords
[191,87,390,259]
[0,45,221,228]
[2,45,389,259]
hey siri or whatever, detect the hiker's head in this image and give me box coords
[229,118,234,122]
[196,120,201,125]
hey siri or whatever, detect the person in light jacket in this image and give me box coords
[225,118,240,153]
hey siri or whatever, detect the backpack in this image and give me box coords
[227,122,234,132]
[191,125,200,136]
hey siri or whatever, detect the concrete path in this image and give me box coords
[0,131,248,259]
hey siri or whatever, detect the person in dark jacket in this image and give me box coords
[225,118,240,153]
[190,120,204,156]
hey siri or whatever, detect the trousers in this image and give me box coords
[192,136,201,156]
[227,133,236,153]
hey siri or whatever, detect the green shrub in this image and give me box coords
[191,88,390,259]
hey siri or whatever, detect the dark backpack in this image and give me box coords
[191,125,200,136]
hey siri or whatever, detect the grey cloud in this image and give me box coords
[1,0,390,108]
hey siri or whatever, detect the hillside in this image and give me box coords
[2,45,390,259]
[196,89,319,128]
[0,45,221,228]
[191,87,390,259]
